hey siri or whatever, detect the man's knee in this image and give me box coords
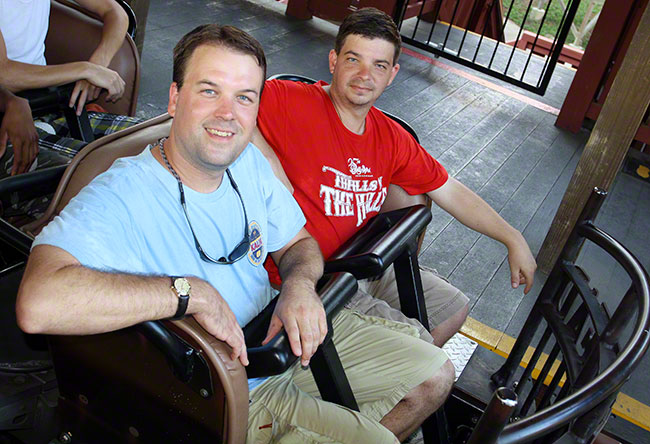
[424,359,455,400]
[403,358,455,415]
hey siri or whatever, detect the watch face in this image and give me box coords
[173,278,191,296]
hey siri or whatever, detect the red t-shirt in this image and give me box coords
[258,79,448,282]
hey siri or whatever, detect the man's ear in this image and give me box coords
[387,63,400,87]
[167,82,179,117]
[328,49,338,75]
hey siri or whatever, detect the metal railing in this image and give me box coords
[470,188,650,442]
[393,0,582,95]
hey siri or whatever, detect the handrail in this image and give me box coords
[497,222,650,443]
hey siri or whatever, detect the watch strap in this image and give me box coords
[170,276,190,320]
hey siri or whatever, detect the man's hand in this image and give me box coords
[0,95,38,175]
[263,280,327,367]
[190,279,249,366]
[507,234,537,294]
[72,63,125,113]
[69,79,101,115]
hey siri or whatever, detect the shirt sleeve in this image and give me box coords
[257,79,290,159]
[249,144,306,253]
[32,170,142,272]
[386,117,449,195]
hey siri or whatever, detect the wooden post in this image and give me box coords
[537,2,650,273]
[555,0,637,133]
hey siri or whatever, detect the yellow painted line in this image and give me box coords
[459,316,650,431]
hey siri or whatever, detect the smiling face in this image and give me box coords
[328,34,400,109]
[167,44,264,175]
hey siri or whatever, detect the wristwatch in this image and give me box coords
[170,276,191,320]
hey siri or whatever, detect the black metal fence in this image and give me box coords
[393,0,582,95]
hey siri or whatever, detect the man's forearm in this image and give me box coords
[277,237,324,290]
[428,177,521,247]
[18,266,175,335]
[79,0,129,67]
[0,59,93,92]
[0,84,16,111]
[16,246,214,335]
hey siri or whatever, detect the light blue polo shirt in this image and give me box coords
[34,143,306,390]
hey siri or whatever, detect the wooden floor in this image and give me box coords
[138,0,650,440]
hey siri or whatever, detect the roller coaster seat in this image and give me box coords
[46,0,140,117]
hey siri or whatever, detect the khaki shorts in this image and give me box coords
[352,265,470,343]
[247,309,449,444]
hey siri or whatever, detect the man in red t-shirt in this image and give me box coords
[254,8,536,348]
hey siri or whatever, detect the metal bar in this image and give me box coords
[472,0,499,63]
[402,36,546,94]
[561,188,608,263]
[492,267,568,388]
[393,0,410,25]
[515,326,552,399]
[467,387,518,444]
[520,342,561,416]
[519,0,554,82]
[488,0,516,69]
[310,328,360,411]
[603,286,639,346]
[442,0,463,51]
[457,0,482,58]
[537,0,582,92]
[538,363,566,409]
[425,0,445,47]
[393,249,431,331]
[504,0,535,77]
[498,223,650,443]
[412,0,429,40]
[563,264,609,337]
[0,218,33,257]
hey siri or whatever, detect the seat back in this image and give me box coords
[24,114,172,235]
[472,188,650,443]
[51,317,248,444]
[26,114,249,443]
[45,0,140,116]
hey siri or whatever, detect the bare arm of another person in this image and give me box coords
[428,176,537,293]
[69,0,130,112]
[265,228,325,366]
[252,126,294,193]
[0,29,125,108]
[16,244,249,365]
[0,85,38,175]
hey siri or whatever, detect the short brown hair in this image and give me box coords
[173,24,267,89]
[335,8,401,65]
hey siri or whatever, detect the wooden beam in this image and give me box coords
[555,0,637,133]
[537,1,650,273]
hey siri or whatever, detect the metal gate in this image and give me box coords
[392,0,582,95]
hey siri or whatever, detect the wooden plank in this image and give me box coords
[537,3,650,273]
[418,96,525,251]
[555,0,637,133]
[451,123,582,312]
[420,106,552,278]
[409,81,492,139]
[388,72,468,122]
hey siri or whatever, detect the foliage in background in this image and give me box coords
[501,0,604,48]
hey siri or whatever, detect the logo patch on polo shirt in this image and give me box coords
[248,221,264,266]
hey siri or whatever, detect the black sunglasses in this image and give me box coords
[159,139,250,264]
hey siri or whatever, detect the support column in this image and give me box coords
[537,2,650,273]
